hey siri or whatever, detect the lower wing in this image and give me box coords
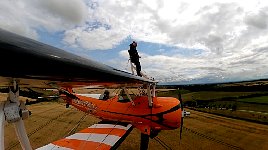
[37,121,133,150]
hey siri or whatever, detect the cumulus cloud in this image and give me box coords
[1,0,268,83]
[103,0,268,83]
[63,26,128,50]
[244,7,268,29]
[63,0,268,56]
[0,0,87,38]
[116,47,268,83]
[37,0,87,24]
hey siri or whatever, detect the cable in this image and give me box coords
[126,87,137,96]
[125,59,131,71]
[65,113,88,136]
[74,87,128,149]
[95,87,135,149]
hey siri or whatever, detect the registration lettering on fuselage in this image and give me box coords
[72,98,97,113]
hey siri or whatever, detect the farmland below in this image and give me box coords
[3,102,268,150]
[157,79,268,124]
[2,78,268,149]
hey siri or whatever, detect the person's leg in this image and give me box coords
[135,61,142,77]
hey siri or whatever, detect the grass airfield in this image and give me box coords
[4,102,268,150]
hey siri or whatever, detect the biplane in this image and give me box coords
[0,28,187,150]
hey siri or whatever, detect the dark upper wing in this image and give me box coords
[0,28,155,88]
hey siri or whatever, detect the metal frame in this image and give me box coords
[147,83,156,107]
[0,79,32,150]
[122,87,135,106]
[129,61,150,80]
[0,103,5,150]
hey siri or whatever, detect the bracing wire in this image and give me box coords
[125,59,131,71]
[96,87,135,149]
[79,88,118,149]
[66,113,88,136]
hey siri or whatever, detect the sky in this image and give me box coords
[1,0,268,84]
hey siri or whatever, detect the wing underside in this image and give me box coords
[0,28,156,88]
[37,122,133,150]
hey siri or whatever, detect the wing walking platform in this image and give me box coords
[37,122,133,150]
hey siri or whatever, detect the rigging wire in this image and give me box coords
[96,87,135,149]
[75,87,125,149]
[125,59,131,71]
[126,87,137,96]
[65,112,88,136]
[78,87,118,149]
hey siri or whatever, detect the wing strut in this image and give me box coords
[1,79,32,150]
[0,103,4,150]
[122,87,135,106]
[146,83,156,107]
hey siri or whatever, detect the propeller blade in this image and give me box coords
[178,88,184,140]
[178,89,183,110]
[14,119,32,150]
[180,116,184,140]
[140,133,150,150]
[0,103,5,150]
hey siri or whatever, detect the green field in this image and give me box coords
[157,90,267,101]
[157,89,268,124]
[238,96,268,104]
[182,91,267,101]
[195,107,268,124]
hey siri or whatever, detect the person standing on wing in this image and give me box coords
[128,41,142,77]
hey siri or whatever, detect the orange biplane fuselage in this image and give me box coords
[63,93,182,136]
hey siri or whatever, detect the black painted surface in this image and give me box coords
[0,28,154,85]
